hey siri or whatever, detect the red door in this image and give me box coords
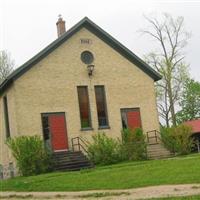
[49,114,68,151]
[127,110,142,130]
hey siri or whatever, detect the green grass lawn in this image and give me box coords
[1,154,200,191]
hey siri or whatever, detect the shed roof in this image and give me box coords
[184,119,200,134]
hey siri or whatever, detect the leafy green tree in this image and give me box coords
[0,50,14,84]
[176,78,200,124]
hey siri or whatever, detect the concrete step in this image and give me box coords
[54,157,89,163]
[55,164,94,171]
[53,151,83,157]
[147,150,171,155]
[147,143,173,159]
[54,159,91,166]
[148,151,172,155]
[147,147,171,151]
[147,149,172,154]
[53,155,88,162]
[52,151,94,171]
[147,155,174,160]
[148,154,174,160]
[54,159,93,170]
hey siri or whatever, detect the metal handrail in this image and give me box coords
[146,130,178,155]
[71,136,89,154]
[146,130,161,144]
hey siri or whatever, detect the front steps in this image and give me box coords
[147,143,174,159]
[53,151,94,171]
[146,130,174,160]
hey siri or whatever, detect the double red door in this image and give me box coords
[121,108,142,130]
[42,113,68,151]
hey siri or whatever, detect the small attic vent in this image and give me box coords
[80,39,92,44]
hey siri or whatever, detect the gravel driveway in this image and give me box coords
[1,184,200,199]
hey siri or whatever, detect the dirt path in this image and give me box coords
[1,184,200,199]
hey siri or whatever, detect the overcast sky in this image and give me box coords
[1,0,200,81]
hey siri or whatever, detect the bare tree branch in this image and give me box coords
[141,13,190,126]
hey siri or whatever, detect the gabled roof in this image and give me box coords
[0,17,162,95]
[184,119,200,134]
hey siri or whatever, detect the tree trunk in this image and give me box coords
[168,80,177,126]
[166,115,169,127]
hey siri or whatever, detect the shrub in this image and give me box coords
[87,130,147,165]
[160,127,177,153]
[160,124,193,155]
[7,135,52,176]
[87,133,122,165]
[121,128,147,160]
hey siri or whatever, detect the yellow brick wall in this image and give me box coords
[0,86,18,178]
[0,27,160,174]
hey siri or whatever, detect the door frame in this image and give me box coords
[120,107,143,130]
[41,112,69,152]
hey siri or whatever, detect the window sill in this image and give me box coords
[80,127,94,131]
[98,126,110,130]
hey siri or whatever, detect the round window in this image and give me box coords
[81,51,94,64]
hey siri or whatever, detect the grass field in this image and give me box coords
[1,154,200,192]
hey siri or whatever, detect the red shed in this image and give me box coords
[184,119,200,134]
[184,119,200,152]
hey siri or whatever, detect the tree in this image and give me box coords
[176,78,200,124]
[141,13,190,127]
[0,50,14,84]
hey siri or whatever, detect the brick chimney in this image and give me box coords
[56,15,66,37]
